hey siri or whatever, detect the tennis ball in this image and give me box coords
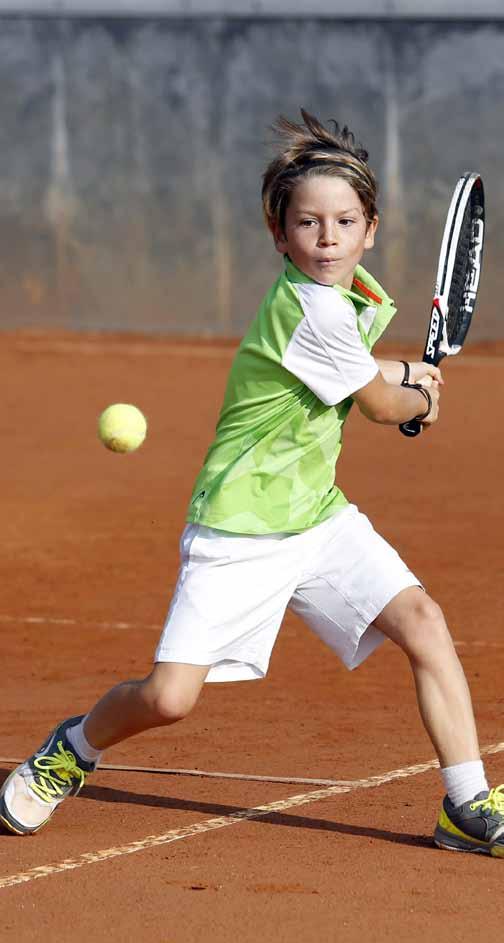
[97,403,147,453]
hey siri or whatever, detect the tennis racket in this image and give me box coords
[399,172,485,437]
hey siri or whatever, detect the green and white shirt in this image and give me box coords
[187,257,397,534]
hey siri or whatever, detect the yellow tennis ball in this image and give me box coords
[97,403,147,453]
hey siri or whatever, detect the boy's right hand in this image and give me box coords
[418,376,440,426]
[409,362,444,386]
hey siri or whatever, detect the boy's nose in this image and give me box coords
[318,225,338,246]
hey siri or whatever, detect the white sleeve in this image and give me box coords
[282,282,379,406]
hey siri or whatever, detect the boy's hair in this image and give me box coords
[262,108,378,234]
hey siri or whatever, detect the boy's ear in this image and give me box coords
[271,222,288,255]
[364,214,379,250]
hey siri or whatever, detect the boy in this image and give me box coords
[2,109,503,855]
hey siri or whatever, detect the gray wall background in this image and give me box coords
[1,14,504,340]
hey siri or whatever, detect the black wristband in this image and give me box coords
[402,381,432,421]
[400,361,410,386]
[415,387,432,420]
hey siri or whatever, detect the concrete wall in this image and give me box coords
[1,16,504,339]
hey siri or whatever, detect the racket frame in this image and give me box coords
[399,171,484,436]
[425,171,484,366]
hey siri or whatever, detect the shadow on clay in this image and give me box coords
[0,767,432,849]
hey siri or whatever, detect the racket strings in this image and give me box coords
[446,197,479,347]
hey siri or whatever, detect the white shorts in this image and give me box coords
[154,504,420,682]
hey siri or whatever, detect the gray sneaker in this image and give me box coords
[0,715,97,835]
[434,787,504,856]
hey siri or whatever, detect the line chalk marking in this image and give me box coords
[0,758,350,788]
[0,615,160,632]
[1,740,504,890]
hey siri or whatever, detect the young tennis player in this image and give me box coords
[2,110,503,855]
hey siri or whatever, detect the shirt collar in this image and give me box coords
[284,256,386,308]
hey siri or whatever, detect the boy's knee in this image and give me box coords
[412,593,445,628]
[141,680,200,725]
[156,688,198,724]
[394,593,450,661]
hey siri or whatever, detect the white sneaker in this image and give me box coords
[0,715,97,835]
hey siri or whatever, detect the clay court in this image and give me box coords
[1,331,503,941]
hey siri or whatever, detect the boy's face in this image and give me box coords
[273,175,378,289]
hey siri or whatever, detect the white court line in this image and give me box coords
[1,614,504,648]
[454,640,504,648]
[0,615,160,631]
[1,740,504,891]
[0,758,346,788]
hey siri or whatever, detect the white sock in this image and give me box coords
[67,716,102,764]
[441,760,488,807]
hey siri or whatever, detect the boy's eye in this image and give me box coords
[300,219,317,227]
[339,218,354,226]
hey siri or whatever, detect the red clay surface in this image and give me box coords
[1,331,504,941]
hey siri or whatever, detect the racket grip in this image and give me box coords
[399,419,422,437]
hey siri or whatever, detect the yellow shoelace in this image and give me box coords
[470,784,504,815]
[30,740,86,803]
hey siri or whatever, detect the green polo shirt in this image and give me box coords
[187,259,396,534]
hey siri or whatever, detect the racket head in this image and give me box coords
[425,172,485,366]
[400,173,484,438]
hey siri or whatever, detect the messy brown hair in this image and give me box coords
[262,108,378,234]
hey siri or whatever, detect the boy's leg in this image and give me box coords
[290,508,504,855]
[374,587,504,856]
[0,662,209,836]
[83,662,210,750]
[373,586,479,768]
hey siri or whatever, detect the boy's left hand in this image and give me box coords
[408,362,444,386]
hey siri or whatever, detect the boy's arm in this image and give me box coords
[281,286,441,423]
[353,371,439,426]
